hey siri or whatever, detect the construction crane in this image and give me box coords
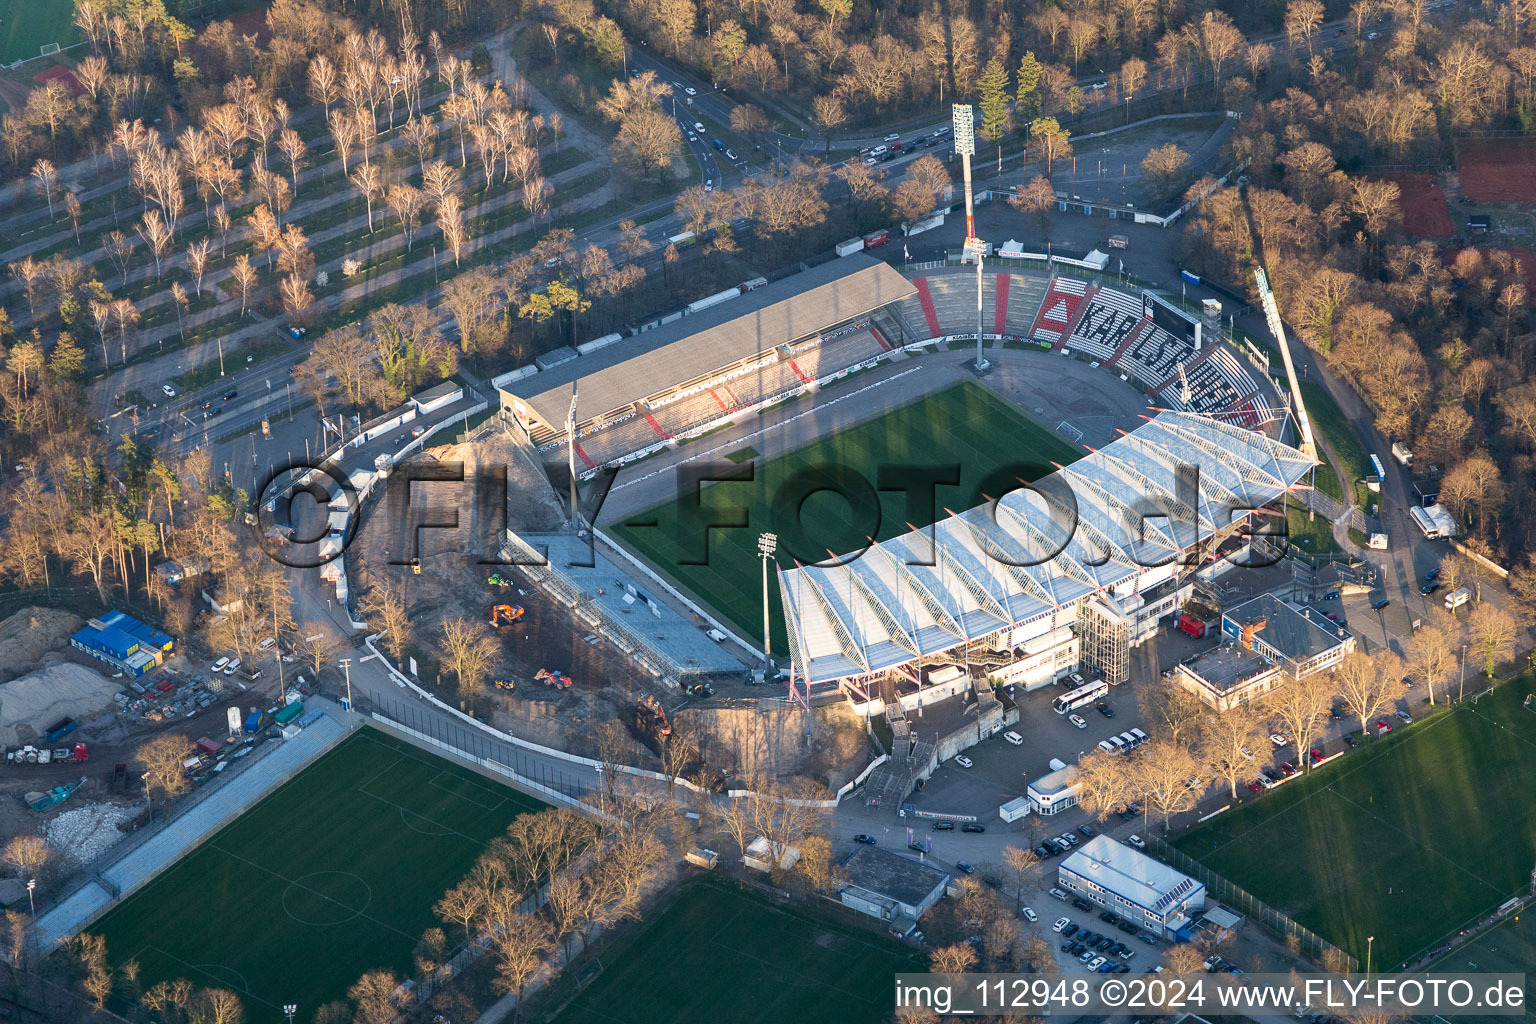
[490,604,525,626]
[638,693,672,736]
[536,668,573,689]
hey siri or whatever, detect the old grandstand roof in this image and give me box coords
[778,412,1315,686]
[501,255,914,426]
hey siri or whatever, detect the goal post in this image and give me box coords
[39,43,61,56]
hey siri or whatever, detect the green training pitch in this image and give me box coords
[1174,677,1536,970]
[611,381,1083,654]
[1426,908,1536,1024]
[551,876,924,1024]
[0,0,77,65]
[89,728,547,1016]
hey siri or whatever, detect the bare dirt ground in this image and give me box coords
[0,607,83,684]
[347,428,870,783]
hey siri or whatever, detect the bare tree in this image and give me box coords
[1468,603,1517,677]
[185,237,212,298]
[1001,845,1040,911]
[31,159,59,220]
[1334,650,1398,736]
[1264,673,1336,772]
[488,912,553,1020]
[352,162,383,232]
[1132,740,1202,830]
[277,127,307,192]
[1198,705,1264,798]
[137,732,191,815]
[1071,748,1139,820]
[386,184,428,251]
[230,254,258,317]
[364,579,412,661]
[138,210,173,279]
[439,615,499,701]
[348,970,403,1024]
[1411,618,1459,705]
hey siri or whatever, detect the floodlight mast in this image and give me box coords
[952,104,977,240]
[1255,267,1318,521]
[566,383,580,522]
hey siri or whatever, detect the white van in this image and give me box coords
[1002,731,1023,746]
[1097,739,1116,754]
[1119,730,1139,749]
[223,659,241,676]
[1131,728,1149,745]
[211,657,230,673]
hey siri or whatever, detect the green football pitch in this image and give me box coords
[0,0,77,65]
[551,876,924,1024]
[1426,910,1536,1024]
[1174,677,1536,970]
[611,382,1082,654]
[89,728,546,1016]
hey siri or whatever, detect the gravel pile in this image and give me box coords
[44,803,137,867]
[0,662,118,744]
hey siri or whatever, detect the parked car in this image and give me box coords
[1061,922,1079,937]
[932,821,954,831]
[1088,956,1106,970]
[962,823,985,833]
[1371,597,1391,610]
[724,148,738,161]
[854,834,876,845]
[955,861,974,874]
[1280,761,1297,776]
[1071,898,1092,912]
[1397,709,1412,723]
[1049,888,1069,901]
[1069,713,1088,729]
[1246,779,1264,793]
[884,132,900,141]
[1078,825,1096,837]
[1376,719,1392,734]
[908,842,927,853]
[953,755,973,768]
[1344,734,1360,747]
[161,384,177,397]
[1270,733,1289,747]
[1420,582,1441,596]
[1097,702,1115,718]
[1127,834,1146,849]
[1022,907,1038,922]
[1003,730,1023,746]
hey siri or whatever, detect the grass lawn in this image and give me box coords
[549,877,923,1024]
[611,382,1082,654]
[89,728,546,1016]
[1299,380,1371,503]
[0,0,76,64]
[1284,503,1341,554]
[1426,911,1536,1024]
[1174,676,1536,970]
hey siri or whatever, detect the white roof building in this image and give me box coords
[1059,835,1206,939]
[779,412,1315,689]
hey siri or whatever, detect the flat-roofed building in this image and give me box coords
[839,845,950,936]
[1220,594,1355,679]
[1167,641,1282,711]
[1059,835,1206,941]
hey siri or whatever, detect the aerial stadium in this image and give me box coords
[495,251,1313,711]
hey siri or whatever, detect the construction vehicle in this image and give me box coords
[488,573,512,587]
[411,557,421,575]
[639,693,672,736]
[490,604,525,626]
[26,778,85,812]
[536,669,573,690]
[493,679,516,691]
[685,682,714,697]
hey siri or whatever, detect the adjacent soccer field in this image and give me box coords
[551,876,924,1024]
[1426,911,1536,1024]
[612,382,1083,653]
[1174,678,1536,970]
[90,728,546,1016]
[0,0,77,65]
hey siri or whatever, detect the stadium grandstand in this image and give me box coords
[777,412,1313,706]
[496,255,917,472]
[495,261,1275,476]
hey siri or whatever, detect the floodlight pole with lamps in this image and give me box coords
[1366,935,1374,975]
[284,1005,297,1024]
[339,657,354,730]
[758,533,777,671]
[1459,644,1467,702]
[952,104,989,373]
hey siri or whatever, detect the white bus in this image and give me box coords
[1053,679,1109,715]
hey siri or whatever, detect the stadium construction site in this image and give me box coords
[464,253,1312,766]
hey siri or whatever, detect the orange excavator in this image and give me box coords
[638,693,672,736]
[490,604,525,626]
[536,668,573,689]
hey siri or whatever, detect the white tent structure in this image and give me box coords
[778,411,1314,701]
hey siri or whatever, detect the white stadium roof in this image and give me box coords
[778,412,1315,686]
